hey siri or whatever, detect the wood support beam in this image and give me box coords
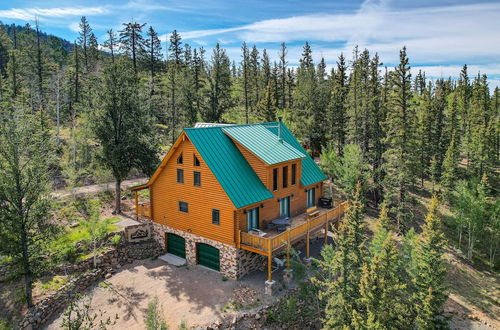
[306,220,310,258]
[267,239,272,282]
[134,191,138,220]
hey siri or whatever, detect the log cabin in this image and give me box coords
[131,118,347,289]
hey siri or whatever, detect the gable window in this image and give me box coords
[212,209,220,225]
[177,169,184,183]
[179,201,188,213]
[306,188,316,208]
[194,155,201,166]
[291,164,297,185]
[273,168,278,191]
[247,207,259,231]
[282,166,288,188]
[194,171,201,186]
[177,153,183,164]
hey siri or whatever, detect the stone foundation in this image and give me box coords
[152,223,265,280]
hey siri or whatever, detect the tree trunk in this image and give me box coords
[20,229,33,308]
[115,179,122,214]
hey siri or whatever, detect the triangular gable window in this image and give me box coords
[194,155,201,166]
[177,153,183,164]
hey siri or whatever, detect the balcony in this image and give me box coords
[237,201,348,255]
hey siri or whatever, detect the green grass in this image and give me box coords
[38,275,69,294]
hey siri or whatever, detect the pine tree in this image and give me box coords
[358,229,409,329]
[78,16,92,72]
[119,22,146,75]
[328,53,348,155]
[279,42,287,109]
[382,47,417,231]
[145,26,162,97]
[0,107,55,307]
[241,42,250,123]
[441,93,461,192]
[314,184,365,328]
[413,196,448,328]
[103,29,117,63]
[292,41,316,147]
[91,58,158,213]
[202,43,232,122]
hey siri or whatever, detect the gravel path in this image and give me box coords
[52,178,148,199]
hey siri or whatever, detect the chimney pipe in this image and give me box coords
[278,116,283,143]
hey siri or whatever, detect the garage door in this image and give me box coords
[197,243,220,271]
[167,233,185,259]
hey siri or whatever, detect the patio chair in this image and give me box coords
[276,224,287,233]
[266,221,276,230]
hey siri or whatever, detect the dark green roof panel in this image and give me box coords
[261,122,327,186]
[185,127,273,209]
[222,125,304,165]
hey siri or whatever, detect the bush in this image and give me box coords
[60,244,78,263]
[110,234,122,246]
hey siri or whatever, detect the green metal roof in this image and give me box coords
[222,125,305,165]
[261,122,327,186]
[184,127,273,209]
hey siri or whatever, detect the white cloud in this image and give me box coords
[0,6,109,21]
[179,1,500,66]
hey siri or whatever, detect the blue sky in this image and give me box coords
[0,0,499,88]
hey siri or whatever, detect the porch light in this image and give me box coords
[260,204,264,208]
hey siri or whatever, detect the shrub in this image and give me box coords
[110,234,122,246]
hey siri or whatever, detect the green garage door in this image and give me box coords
[197,243,220,271]
[167,233,185,258]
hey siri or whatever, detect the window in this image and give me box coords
[282,166,288,188]
[307,188,316,208]
[212,209,220,225]
[291,164,297,185]
[179,201,188,213]
[194,171,201,186]
[177,153,183,164]
[247,207,259,231]
[280,196,290,217]
[273,168,278,191]
[194,155,200,166]
[177,169,184,183]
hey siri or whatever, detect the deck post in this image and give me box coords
[267,239,272,282]
[134,191,138,220]
[324,216,329,244]
[306,219,310,258]
[286,228,291,269]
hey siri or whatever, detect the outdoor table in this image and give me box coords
[271,217,290,226]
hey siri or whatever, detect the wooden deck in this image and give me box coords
[237,201,348,255]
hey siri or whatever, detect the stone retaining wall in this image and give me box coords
[17,239,163,330]
[16,269,105,330]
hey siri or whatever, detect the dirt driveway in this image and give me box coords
[43,258,271,329]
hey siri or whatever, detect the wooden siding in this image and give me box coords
[232,139,269,187]
[150,133,236,245]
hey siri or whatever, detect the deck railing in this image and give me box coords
[239,201,348,254]
[137,202,151,219]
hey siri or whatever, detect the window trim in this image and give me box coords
[212,209,220,225]
[193,171,201,187]
[291,163,297,185]
[178,201,189,213]
[177,168,184,184]
[282,166,288,188]
[272,168,278,191]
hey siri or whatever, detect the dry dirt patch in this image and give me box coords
[43,258,269,329]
